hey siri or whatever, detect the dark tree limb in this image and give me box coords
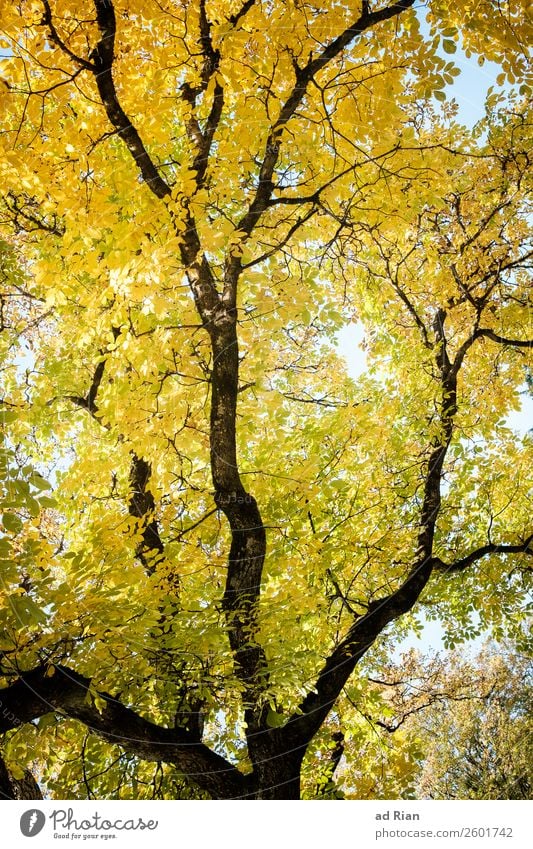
[315,730,344,797]
[128,454,166,577]
[88,1,170,199]
[180,0,224,189]
[281,553,435,750]
[0,666,246,799]
[476,328,533,348]
[4,190,65,236]
[433,534,533,574]
[14,768,44,800]
[0,753,17,800]
[40,0,219,301]
[41,0,94,70]
[234,0,416,241]
[227,0,256,27]
[208,320,269,728]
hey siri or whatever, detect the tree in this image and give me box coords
[347,644,532,801]
[0,0,531,800]
[416,646,532,800]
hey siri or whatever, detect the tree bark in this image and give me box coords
[0,752,43,800]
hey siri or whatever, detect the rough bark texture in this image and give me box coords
[0,752,43,800]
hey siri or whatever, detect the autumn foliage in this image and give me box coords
[0,0,531,799]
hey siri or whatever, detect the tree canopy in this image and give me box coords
[0,0,531,800]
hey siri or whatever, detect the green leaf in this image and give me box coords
[38,494,57,509]
[0,410,18,423]
[2,512,23,534]
[29,472,52,491]
[266,709,285,728]
[10,595,48,626]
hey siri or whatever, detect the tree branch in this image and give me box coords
[128,454,166,577]
[227,0,256,27]
[4,190,65,236]
[281,553,434,749]
[476,328,533,348]
[235,0,416,239]
[63,354,167,579]
[41,0,94,70]
[433,534,533,573]
[0,665,246,799]
[89,0,170,199]
[0,752,43,800]
[180,0,224,188]
[280,306,461,750]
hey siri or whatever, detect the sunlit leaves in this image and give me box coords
[0,0,531,799]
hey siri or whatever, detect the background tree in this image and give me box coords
[416,646,532,800]
[0,0,531,799]
[339,644,532,801]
